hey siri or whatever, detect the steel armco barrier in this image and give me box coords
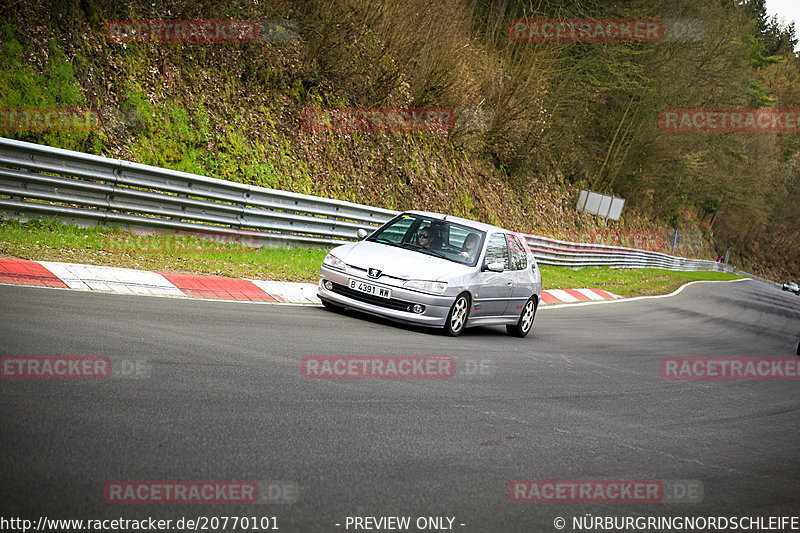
[526,234,724,272]
[0,137,768,283]
[0,137,397,247]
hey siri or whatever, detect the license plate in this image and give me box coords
[349,278,392,299]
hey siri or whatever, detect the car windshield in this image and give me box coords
[368,214,486,266]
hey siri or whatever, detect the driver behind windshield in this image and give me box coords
[418,226,441,250]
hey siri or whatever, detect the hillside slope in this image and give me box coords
[1,0,797,278]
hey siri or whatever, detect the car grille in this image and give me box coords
[330,282,417,312]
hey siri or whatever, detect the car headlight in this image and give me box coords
[403,280,448,295]
[322,253,346,271]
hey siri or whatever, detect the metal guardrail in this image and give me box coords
[0,137,768,283]
[525,234,728,272]
[525,227,777,286]
[0,137,398,247]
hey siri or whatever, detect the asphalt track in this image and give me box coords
[1,279,799,532]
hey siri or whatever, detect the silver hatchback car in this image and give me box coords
[318,211,542,336]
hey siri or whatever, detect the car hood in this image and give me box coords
[331,240,471,281]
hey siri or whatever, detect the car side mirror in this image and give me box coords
[486,262,504,272]
[356,228,369,240]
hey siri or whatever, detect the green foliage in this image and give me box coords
[1,24,23,65]
[746,80,777,107]
[2,0,799,278]
[0,24,93,150]
[48,46,83,106]
[701,197,723,217]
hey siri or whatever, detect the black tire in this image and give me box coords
[444,293,470,337]
[506,297,537,338]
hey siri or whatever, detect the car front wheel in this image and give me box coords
[507,297,537,338]
[444,293,470,336]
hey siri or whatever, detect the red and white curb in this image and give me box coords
[0,258,318,304]
[540,288,619,304]
[0,257,618,306]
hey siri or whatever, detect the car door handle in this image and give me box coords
[507,281,513,286]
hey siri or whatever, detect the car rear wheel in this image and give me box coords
[444,293,470,337]
[507,297,536,338]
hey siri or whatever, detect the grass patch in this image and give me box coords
[540,265,743,297]
[0,219,327,282]
[0,219,744,293]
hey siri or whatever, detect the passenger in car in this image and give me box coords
[460,233,480,260]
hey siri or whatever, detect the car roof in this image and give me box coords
[404,210,509,234]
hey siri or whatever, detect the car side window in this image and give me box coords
[507,234,528,271]
[484,233,509,269]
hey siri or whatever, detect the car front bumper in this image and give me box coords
[318,265,456,327]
